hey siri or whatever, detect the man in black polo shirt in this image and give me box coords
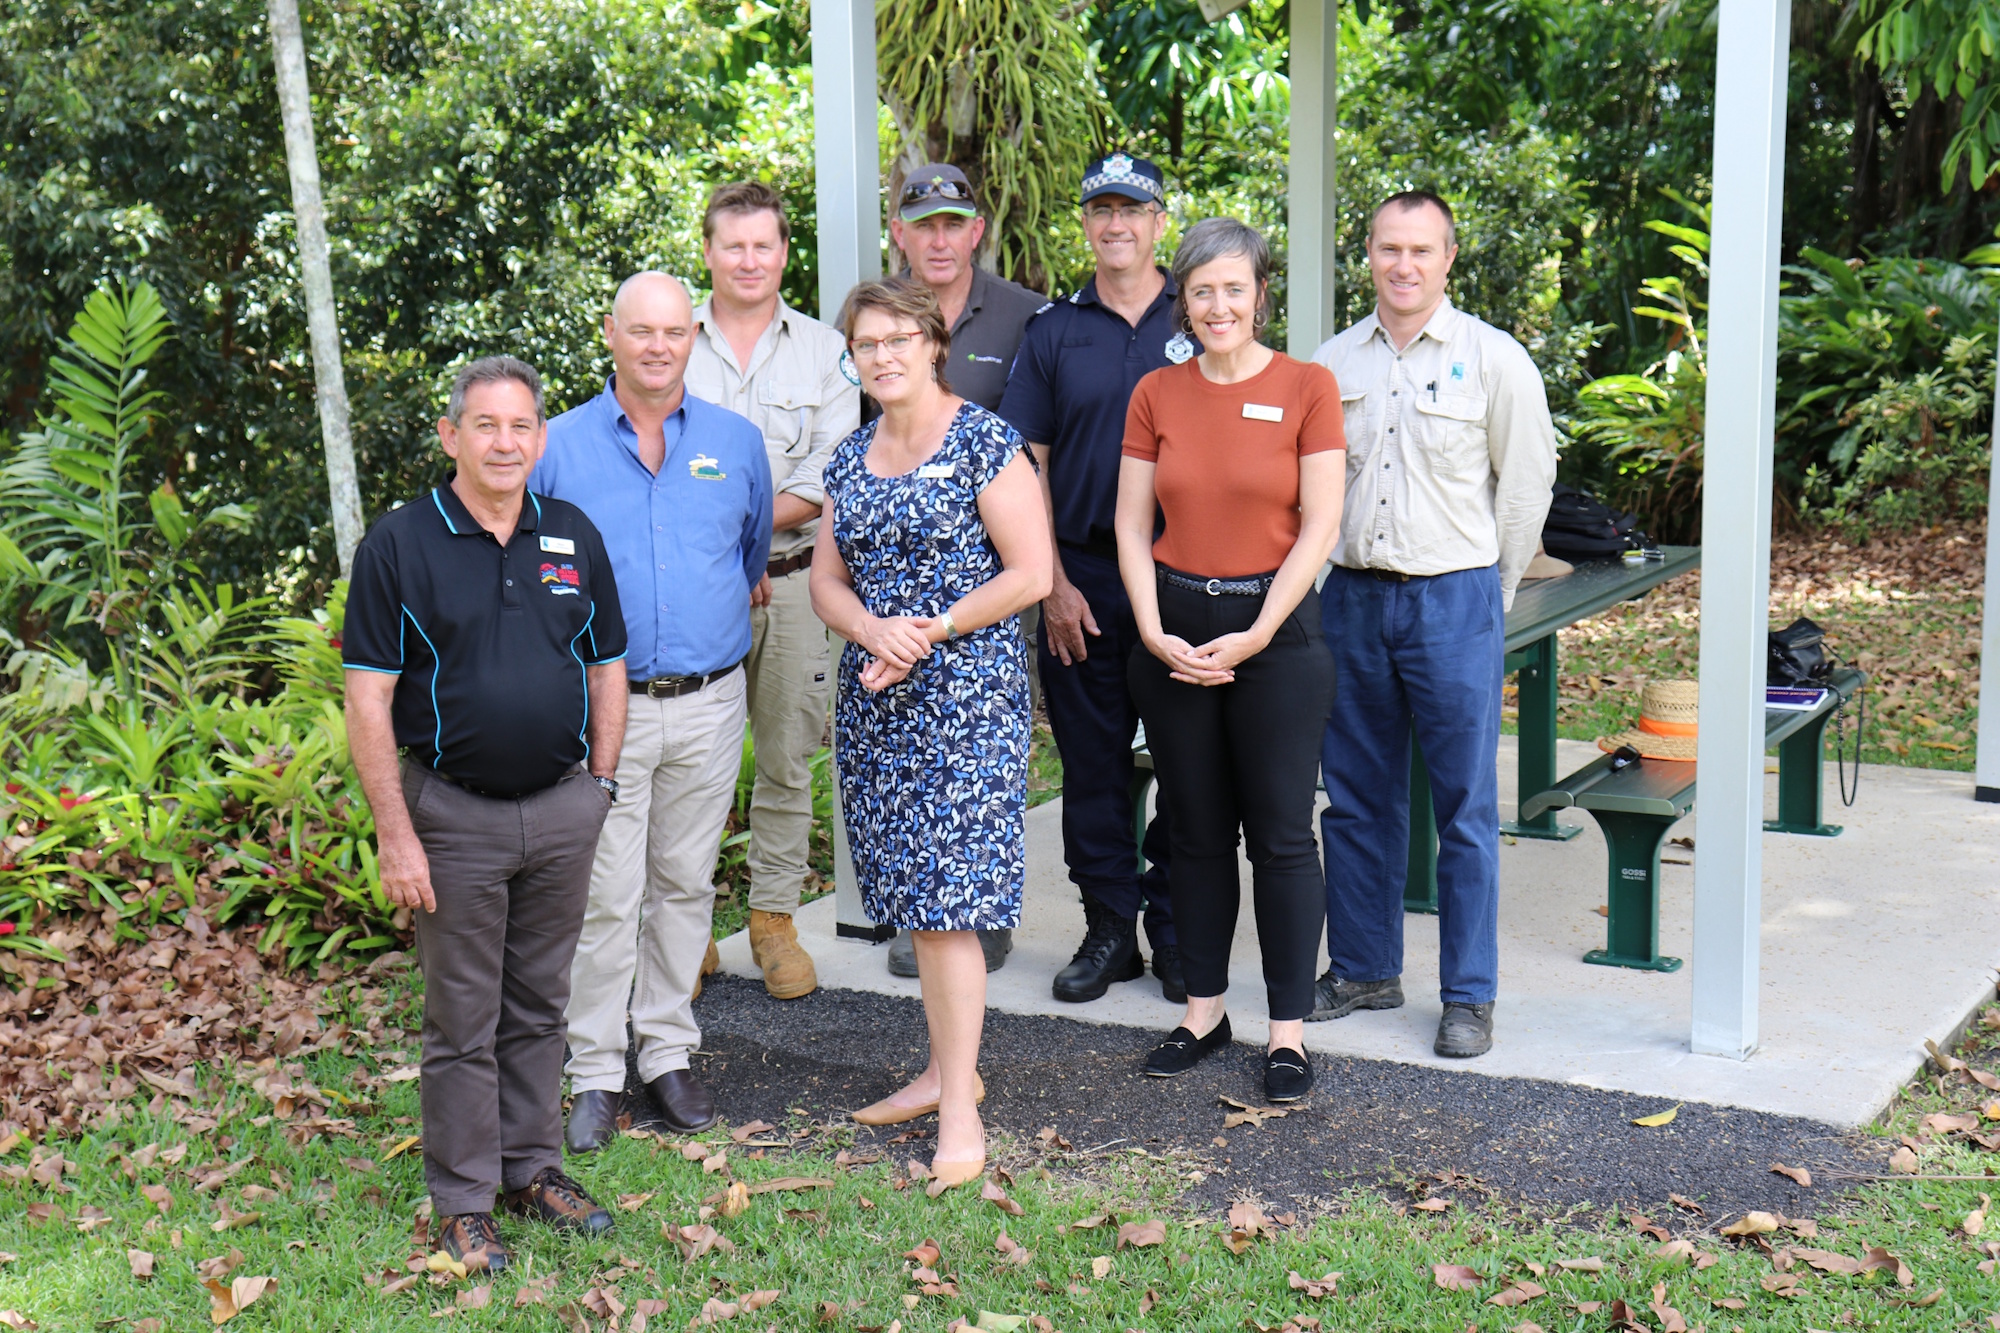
[998,152,1186,1006]
[344,356,629,1273]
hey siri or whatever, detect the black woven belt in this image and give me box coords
[1369,567,1413,582]
[766,547,813,579]
[630,658,744,699]
[1158,566,1277,596]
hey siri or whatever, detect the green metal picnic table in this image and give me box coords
[1401,545,1701,913]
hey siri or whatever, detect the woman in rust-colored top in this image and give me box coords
[1115,218,1346,1104]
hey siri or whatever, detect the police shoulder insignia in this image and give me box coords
[838,349,861,386]
[1034,301,1055,316]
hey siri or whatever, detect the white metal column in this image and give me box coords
[810,0,886,937]
[1287,0,1339,357]
[1976,358,2000,802]
[1690,0,1792,1059]
[811,0,882,323]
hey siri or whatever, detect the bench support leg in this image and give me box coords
[1403,736,1440,915]
[1582,809,1684,972]
[1501,634,1583,841]
[1764,711,1842,837]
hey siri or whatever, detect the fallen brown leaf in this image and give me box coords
[741,1290,782,1312]
[1770,1162,1812,1188]
[203,1274,275,1324]
[1857,1245,1914,1287]
[1970,1193,1993,1237]
[196,1249,246,1281]
[982,1178,1025,1217]
[1488,1280,1546,1307]
[1432,1263,1482,1291]
[1412,1197,1451,1213]
[1116,1220,1167,1249]
[1554,1256,1604,1272]
[1889,1146,1920,1174]
[702,1151,729,1175]
[1720,1211,1781,1237]
[1288,1270,1341,1298]
[1090,1255,1114,1280]
[127,1249,155,1280]
[457,1286,491,1309]
[903,1239,941,1267]
[1648,1281,1687,1332]
[140,1184,172,1213]
[666,1222,736,1263]
[1668,1192,1705,1215]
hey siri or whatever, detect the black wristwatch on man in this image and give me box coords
[593,775,620,804]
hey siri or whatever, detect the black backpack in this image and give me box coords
[1542,484,1647,561]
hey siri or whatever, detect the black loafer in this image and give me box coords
[645,1068,720,1132]
[1306,970,1405,1021]
[1264,1047,1314,1102]
[1144,1014,1232,1077]
[564,1089,623,1154]
[1435,1002,1495,1058]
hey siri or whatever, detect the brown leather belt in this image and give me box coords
[766,548,814,579]
[629,658,744,699]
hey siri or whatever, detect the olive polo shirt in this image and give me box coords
[944,266,1048,412]
[342,479,627,797]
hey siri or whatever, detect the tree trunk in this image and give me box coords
[1848,59,1883,245]
[266,0,364,579]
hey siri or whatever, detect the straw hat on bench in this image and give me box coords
[1598,679,1699,761]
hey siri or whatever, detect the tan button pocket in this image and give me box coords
[1411,391,1489,477]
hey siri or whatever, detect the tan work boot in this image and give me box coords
[692,935,720,1002]
[748,910,818,1000]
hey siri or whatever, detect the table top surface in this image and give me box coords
[1505,545,1701,651]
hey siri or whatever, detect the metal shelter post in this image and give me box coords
[1287,0,1339,356]
[1977,347,2000,802]
[811,0,886,937]
[1689,0,1791,1060]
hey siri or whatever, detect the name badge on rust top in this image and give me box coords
[1241,403,1284,423]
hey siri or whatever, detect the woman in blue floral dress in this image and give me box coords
[809,278,1052,1186]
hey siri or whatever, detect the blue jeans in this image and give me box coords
[1320,565,1502,1005]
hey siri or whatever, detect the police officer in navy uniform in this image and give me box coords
[998,152,1186,1005]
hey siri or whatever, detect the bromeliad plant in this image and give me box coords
[0,283,396,970]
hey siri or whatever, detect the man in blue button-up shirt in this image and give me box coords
[531,270,772,1146]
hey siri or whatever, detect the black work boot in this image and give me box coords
[1306,970,1405,1021]
[1052,898,1144,1003]
[1151,941,1187,1004]
[1434,1002,1495,1058]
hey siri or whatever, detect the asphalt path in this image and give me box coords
[618,976,1887,1223]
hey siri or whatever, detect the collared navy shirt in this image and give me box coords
[531,378,772,680]
[997,268,1183,552]
[342,479,627,797]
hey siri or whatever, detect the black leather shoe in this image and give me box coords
[564,1089,623,1154]
[1435,1002,1495,1058]
[1264,1047,1314,1102]
[1306,970,1405,1021]
[886,930,917,978]
[978,927,1013,972]
[1143,1014,1232,1077]
[1151,942,1187,1004]
[645,1068,719,1132]
[1052,899,1143,1003]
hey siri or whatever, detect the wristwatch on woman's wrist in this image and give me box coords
[940,610,960,640]
[593,775,619,803]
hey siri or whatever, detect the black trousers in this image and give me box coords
[1128,577,1333,1021]
[1039,544,1174,947]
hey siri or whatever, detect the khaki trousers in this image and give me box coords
[744,566,831,913]
[403,761,606,1215]
[564,666,748,1092]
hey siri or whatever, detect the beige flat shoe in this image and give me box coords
[926,1155,986,1189]
[850,1073,986,1126]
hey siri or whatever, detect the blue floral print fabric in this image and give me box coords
[825,402,1030,931]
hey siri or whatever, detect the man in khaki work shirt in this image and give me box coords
[1308,189,1558,1061]
[684,180,860,1000]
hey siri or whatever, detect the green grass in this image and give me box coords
[4,988,1998,1332]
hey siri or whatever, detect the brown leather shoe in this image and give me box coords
[692,935,721,1001]
[564,1089,622,1154]
[645,1067,719,1133]
[502,1166,614,1236]
[436,1212,510,1273]
[749,910,818,999]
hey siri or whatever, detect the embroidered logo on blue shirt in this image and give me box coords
[688,454,727,480]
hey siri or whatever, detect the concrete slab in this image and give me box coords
[716,738,2000,1128]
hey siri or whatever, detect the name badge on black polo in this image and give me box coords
[539,535,575,554]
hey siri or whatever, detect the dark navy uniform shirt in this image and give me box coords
[342,479,627,797]
[997,268,1184,553]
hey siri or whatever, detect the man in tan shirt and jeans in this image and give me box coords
[1309,190,1557,1060]
[685,181,861,999]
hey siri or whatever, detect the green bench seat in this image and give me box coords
[1520,666,1866,972]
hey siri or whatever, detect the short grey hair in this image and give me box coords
[1169,217,1273,335]
[447,355,545,425]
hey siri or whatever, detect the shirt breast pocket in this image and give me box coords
[1412,390,1490,479]
[757,382,822,456]
[1338,390,1370,467]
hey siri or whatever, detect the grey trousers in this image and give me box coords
[402,760,609,1215]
